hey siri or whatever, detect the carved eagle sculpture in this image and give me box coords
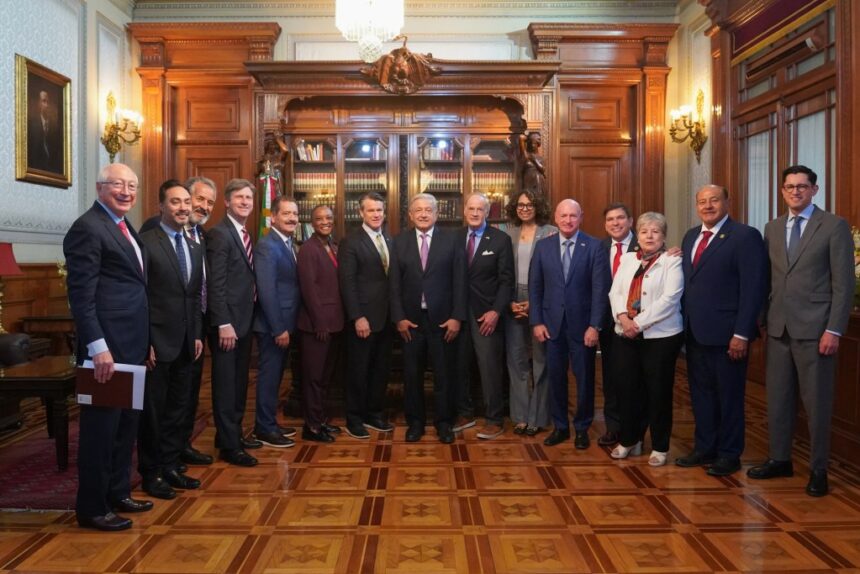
[361,35,441,95]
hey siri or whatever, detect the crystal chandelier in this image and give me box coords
[336,0,404,63]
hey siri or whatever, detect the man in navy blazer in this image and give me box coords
[206,178,259,466]
[529,199,610,448]
[678,185,766,476]
[454,193,514,439]
[252,196,301,448]
[138,181,204,498]
[64,163,151,531]
[390,193,468,444]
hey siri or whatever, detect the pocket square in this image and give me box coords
[481,250,494,256]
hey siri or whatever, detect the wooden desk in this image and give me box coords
[20,315,75,355]
[0,356,77,471]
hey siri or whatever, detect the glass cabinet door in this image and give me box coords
[470,137,515,230]
[417,136,465,226]
[343,136,390,235]
[289,136,336,242]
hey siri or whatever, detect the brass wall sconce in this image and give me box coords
[100,91,142,163]
[670,89,708,164]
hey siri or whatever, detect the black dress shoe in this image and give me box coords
[143,477,177,500]
[405,425,424,442]
[597,431,619,446]
[219,449,258,467]
[806,469,829,497]
[706,457,741,477]
[574,431,590,450]
[543,428,570,446]
[240,436,263,450]
[163,469,201,490]
[77,512,132,531]
[364,418,394,432]
[177,463,188,473]
[747,459,793,479]
[256,431,296,448]
[437,425,455,444]
[322,423,342,434]
[525,426,543,436]
[278,426,298,438]
[676,451,717,468]
[181,447,213,466]
[346,425,370,439]
[112,497,153,513]
[302,427,335,443]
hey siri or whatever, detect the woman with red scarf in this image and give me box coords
[607,212,684,466]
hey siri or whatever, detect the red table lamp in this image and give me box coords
[0,243,23,334]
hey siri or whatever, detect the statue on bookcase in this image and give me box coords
[517,131,546,197]
[361,35,440,95]
[257,134,284,236]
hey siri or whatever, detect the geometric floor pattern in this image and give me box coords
[2,362,860,573]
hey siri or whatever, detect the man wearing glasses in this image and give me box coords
[748,165,854,497]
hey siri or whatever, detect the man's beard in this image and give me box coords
[190,211,210,226]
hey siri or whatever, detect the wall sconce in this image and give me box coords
[670,89,708,164]
[100,91,142,163]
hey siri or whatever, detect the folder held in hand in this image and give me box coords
[76,360,146,410]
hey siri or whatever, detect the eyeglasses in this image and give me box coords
[783,184,812,192]
[99,179,139,192]
[516,203,534,210]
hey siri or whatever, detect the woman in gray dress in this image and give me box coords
[504,191,557,435]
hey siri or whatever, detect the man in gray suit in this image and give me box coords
[747,165,854,497]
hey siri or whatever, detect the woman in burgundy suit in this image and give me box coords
[297,205,345,442]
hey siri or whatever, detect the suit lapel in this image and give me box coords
[566,235,587,284]
[225,219,252,270]
[359,229,386,272]
[788,207,823,271]
[772,213,789,265]
[101,210,144,280]
[690,219,733,278]
[158,228,187,289]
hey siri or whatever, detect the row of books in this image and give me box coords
[344,172,387,190]
[420,171,462,192]
[293,199,335,220]
[473,171,515,193]
[293,172,336,192]
[422,145,459,161]
[294,142,331,162]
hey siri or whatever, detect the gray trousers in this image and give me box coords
[505,284,550,428]
[766,332,835,471]
[457,306,506,425]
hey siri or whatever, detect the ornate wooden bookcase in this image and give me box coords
[246,60,560,239]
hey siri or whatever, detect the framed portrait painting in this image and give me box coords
[15,54,72,188]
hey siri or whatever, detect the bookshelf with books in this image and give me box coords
[343,137,392,235]
[288,137,337,242]
[416,137,464,227]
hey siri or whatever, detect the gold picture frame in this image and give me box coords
[15,54,72,188]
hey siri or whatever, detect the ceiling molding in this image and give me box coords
[109,0,136,17]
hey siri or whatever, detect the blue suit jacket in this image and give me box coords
[528,231,610,340]
[252,230,301,336]
[681,217,767,345]
[63,201,149,364]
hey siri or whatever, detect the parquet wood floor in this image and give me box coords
[1,361,859,573]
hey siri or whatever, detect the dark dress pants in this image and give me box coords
[138,346,193,480]
[598,327,621,434]
[614,332,683,451]
[345,324,393,429]
[545,314,597,432]
[76,405,140,518]
[686,333,748,459]
[402,311,456,430]
[208,329,252,451]
[255,331,290,435]
[300,330,342,431]
[181,312,208,449]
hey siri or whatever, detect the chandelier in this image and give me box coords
[336,0,404,63]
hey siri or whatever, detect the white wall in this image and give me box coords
[0,0,136,264]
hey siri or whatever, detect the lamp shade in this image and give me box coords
[0,243,23,276]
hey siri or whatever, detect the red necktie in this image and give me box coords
[118,220,142,272]
[612,242,623,277]
[467,231,477,265]
[242,227,254,269]
[692,230,713,267]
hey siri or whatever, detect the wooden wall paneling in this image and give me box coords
[174,146,250,226]
[641,68,671,216]
[139,70,167,219]
[559,145,632,236]
[1,265,70,335]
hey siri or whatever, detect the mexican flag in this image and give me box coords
[258,173,279,238]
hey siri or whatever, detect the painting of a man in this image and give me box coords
[27,80,64,175]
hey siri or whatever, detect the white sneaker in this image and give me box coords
[649,450,668,466]
[610,441,642,459]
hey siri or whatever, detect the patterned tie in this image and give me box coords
[612,242,623,277]
[118,220,142,272]
[420,233,429,271]
[467,231,477,266]
[562,239,572,280]
[286,237,296,262]
[187,226,207,312]
[174,232,189,284]
[375,233,388,274]
[242,227,254,269]
[692,230,713,268]
[787,215,804,265]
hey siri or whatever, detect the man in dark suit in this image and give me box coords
[138,181,204,498]
[297,205,345,443]
[530,199,610,449]
[253,196,301,448]
[64,163,151,531]
[748,165,854,496]
[390,193,468,444]
[28,89,63,174]
[454,193,514,439]
[206,178,259,466]
[339,192,395,439]
[597,202,638,447]
[677,185,766,476]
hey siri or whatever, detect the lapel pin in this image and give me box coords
[719,234,725,239]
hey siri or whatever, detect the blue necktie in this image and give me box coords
[562,239,572,280]
[174,232,189,284]
[787,215,803,265]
